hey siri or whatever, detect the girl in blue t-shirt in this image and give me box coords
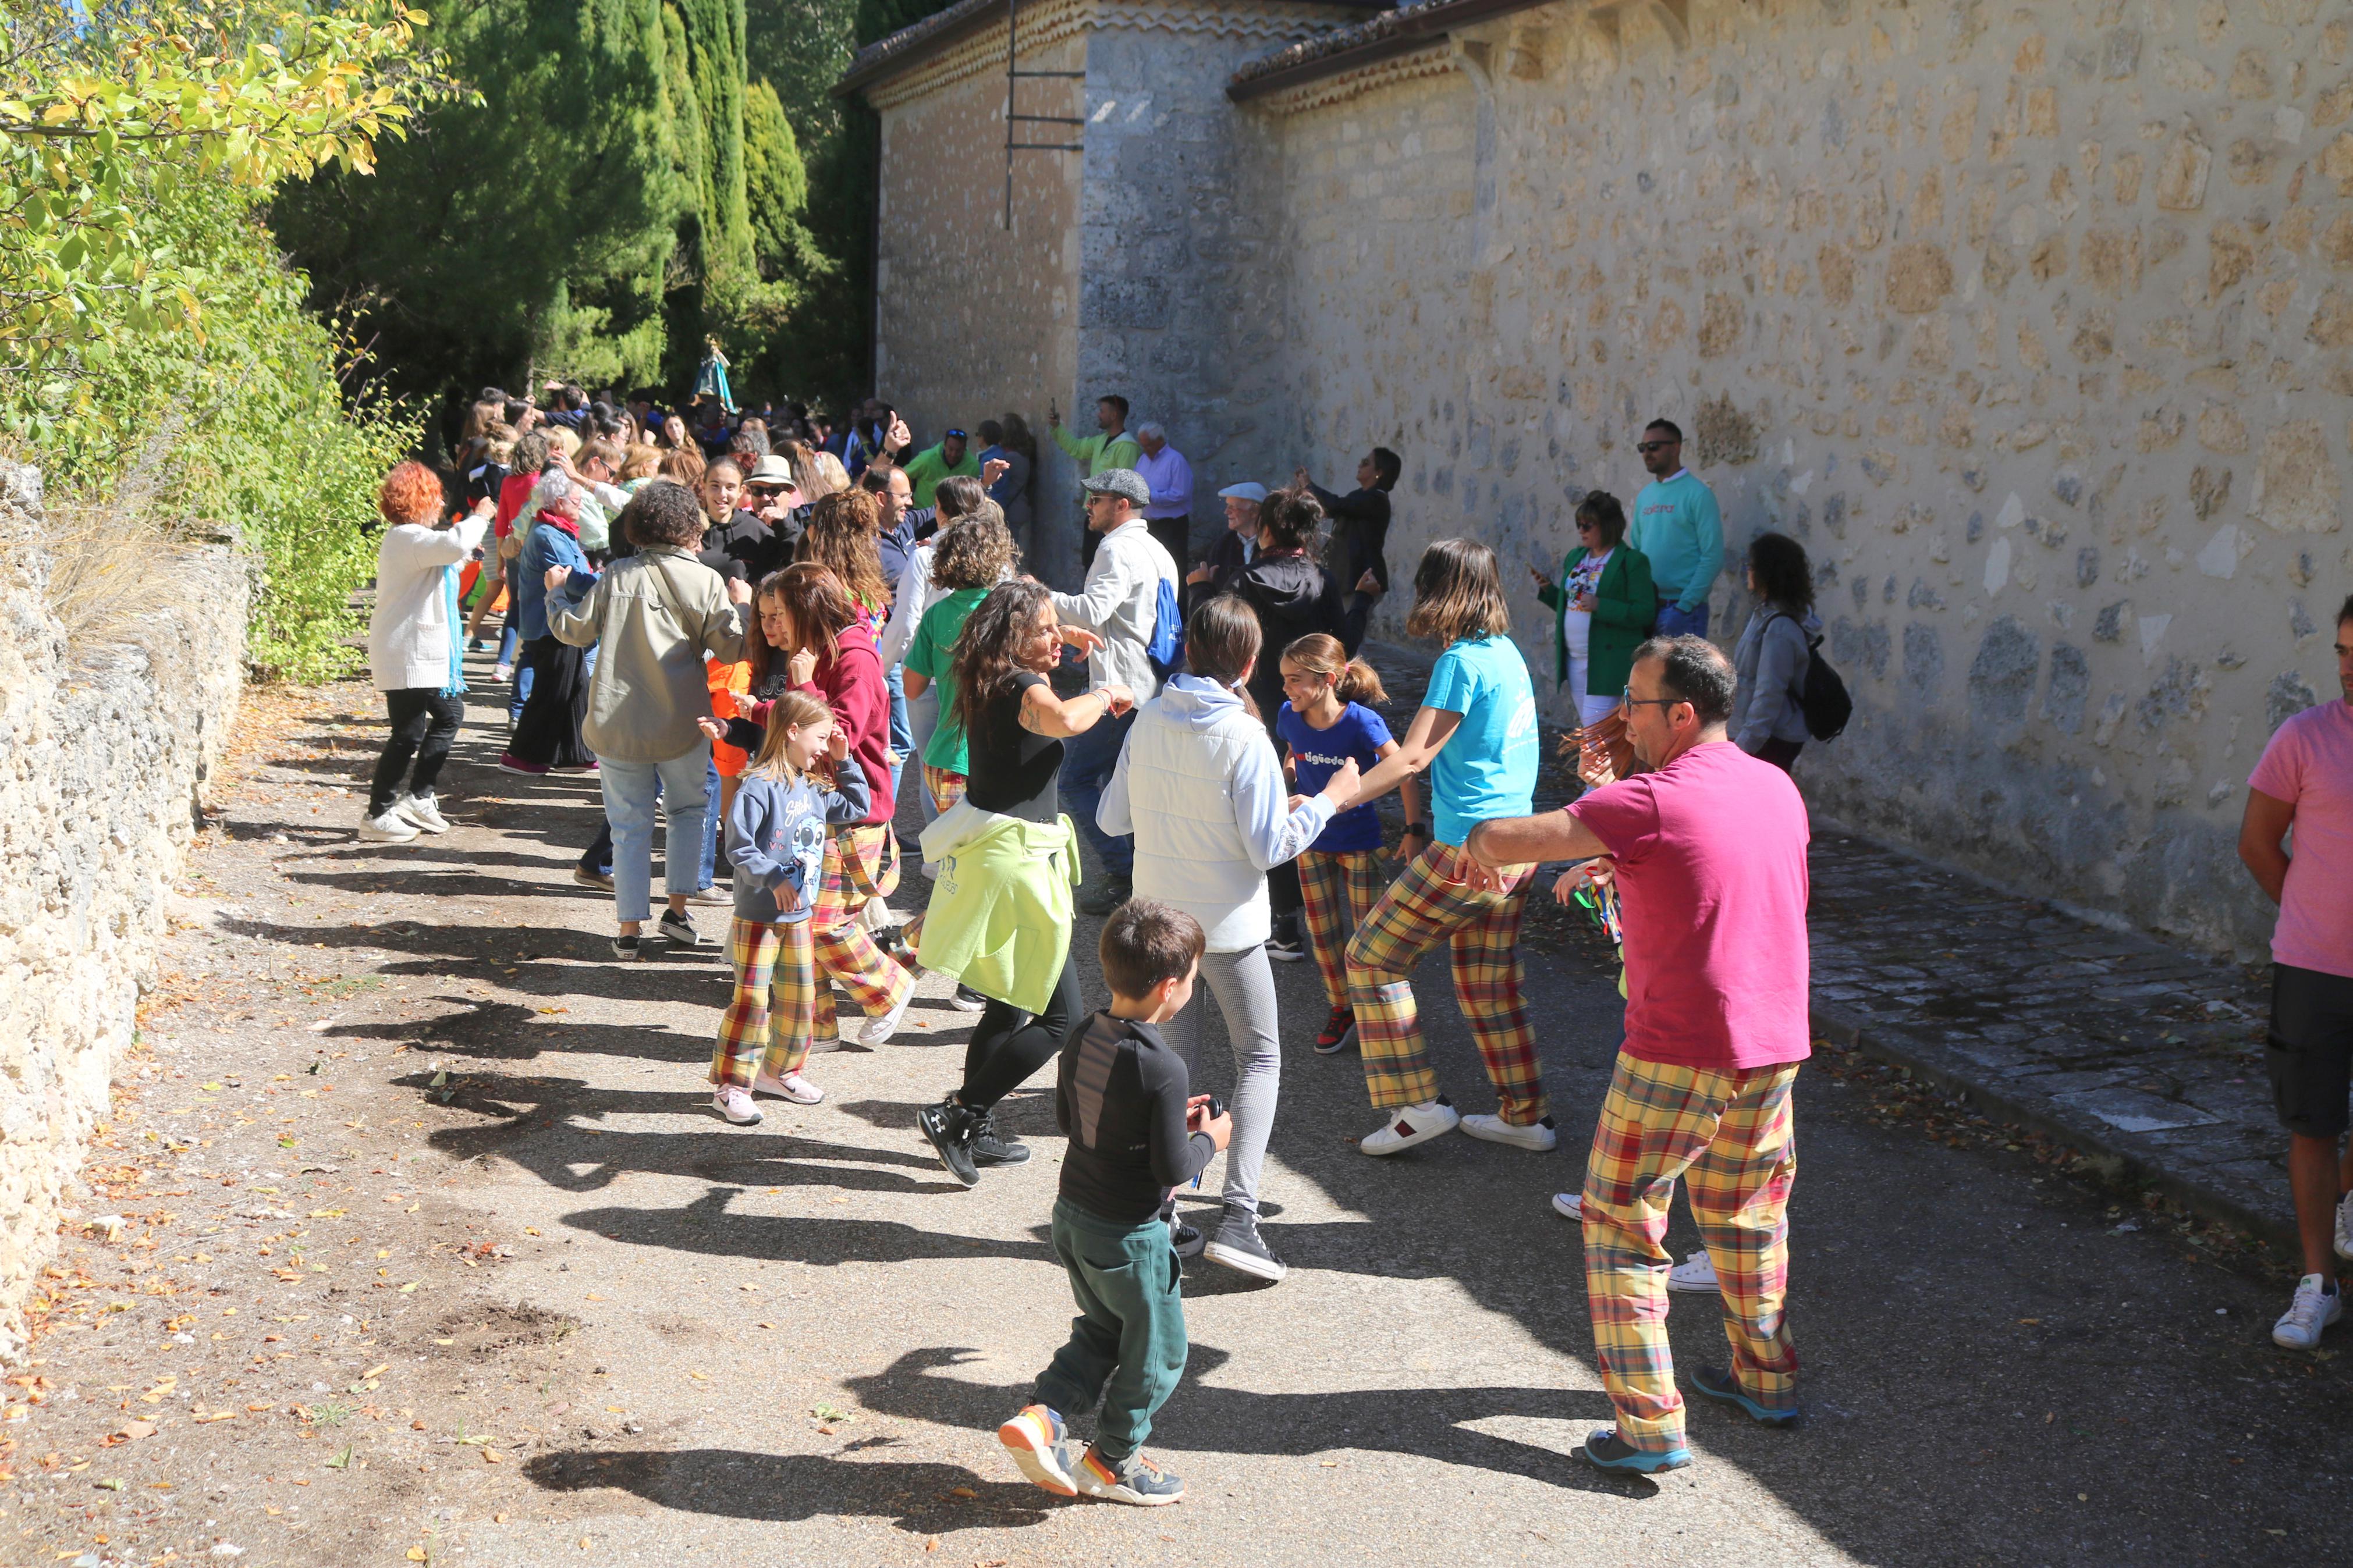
[1275,633,1419,1056]
[1322,539,1551,1160]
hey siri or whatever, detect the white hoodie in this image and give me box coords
[1098,674,1335,951]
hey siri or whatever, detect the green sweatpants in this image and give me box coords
[1034,1197,1188,1462]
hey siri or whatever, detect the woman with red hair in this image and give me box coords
[364,459,492,842]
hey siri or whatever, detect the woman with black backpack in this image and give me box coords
[1730,531,1820,772]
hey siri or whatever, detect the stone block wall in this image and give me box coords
[1253,0,2353,957]
[0,467,249,1359]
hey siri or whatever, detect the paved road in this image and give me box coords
[6,670,2348,1567]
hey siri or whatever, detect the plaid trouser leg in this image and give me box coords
[713,919,782,1090]
[1344,841,1538,1115]
[811,825,912,1033]
[1297,849,1386,1012]
[754,916,819,1081]
[1582,1052,1802,1452]
[922,764,967,815]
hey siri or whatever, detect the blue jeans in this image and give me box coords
[700,758,721,889]
[885,662,913,809]
[1655,600,1709,639]
[507,659,534,728]
[1059,705,1136,883]
[496,622,519,667]
[597,745,711,925]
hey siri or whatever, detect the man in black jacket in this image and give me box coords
[1297,446,1401,656]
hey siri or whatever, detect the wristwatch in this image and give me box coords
[1403,822,1432,838]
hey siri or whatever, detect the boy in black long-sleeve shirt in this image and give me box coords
[998,900,1231,1507]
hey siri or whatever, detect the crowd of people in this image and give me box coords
[356,379,2353,1507]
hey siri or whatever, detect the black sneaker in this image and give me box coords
[949,984,989,1012]
[1202,1205,1286,1283]
[971,1113,1030,1167]
[611,932,642,961]
[1314,1004,1355,1054]
[1265,919,1306,963]
[657,909,705,950]
[1580,1425,1691,1475]
[1169,1220,1205,1259]
[918,1097,981,1187]
[1076,879,1131,917]
[1687,1366,1800,1427]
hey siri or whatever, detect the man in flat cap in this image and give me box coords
[1053,467,1181,913]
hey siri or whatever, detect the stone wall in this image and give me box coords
[0,467,249,1359]
[1251,0,2353,958]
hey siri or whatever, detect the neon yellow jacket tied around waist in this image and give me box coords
[914,802,1080,1015]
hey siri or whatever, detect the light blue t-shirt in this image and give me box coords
[1424,635,1539,846]
[1631,469,1724,610]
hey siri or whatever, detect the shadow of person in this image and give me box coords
[522,1445,1067,1533]
[560,1185,1057,1267]
[839,1346,1639,1496]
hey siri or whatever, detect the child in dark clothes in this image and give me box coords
[998,900,1231,1506]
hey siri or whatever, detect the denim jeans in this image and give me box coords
[699,757,721,889]
[1059,705,1137,882]
[597,745,711,925]
[507,660,535,728]
[496,621,519,667]
[1654,599,1710,639]
[885,662,913,809]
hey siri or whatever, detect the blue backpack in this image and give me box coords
[1146,573,1184,680]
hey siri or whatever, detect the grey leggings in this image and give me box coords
[1160,943,1282,1217]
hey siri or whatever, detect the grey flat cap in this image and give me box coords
[1082,467,1151,507]
[1216,481,1269,503]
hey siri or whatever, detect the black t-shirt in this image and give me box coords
[1055,1012,1215,1225]
[699,509,783,584]
[964,670,1061,823]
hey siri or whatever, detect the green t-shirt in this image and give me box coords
[900,442,981,510]
[906,586,991,773]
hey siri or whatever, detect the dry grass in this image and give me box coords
[41,497,180,649]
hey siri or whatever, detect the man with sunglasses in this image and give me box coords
[1629,420,1723,639]
[902,425,981,510]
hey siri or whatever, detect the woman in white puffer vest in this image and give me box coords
[1098,595,1361,1286]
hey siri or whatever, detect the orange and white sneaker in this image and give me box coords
[998,1404,1078,1496]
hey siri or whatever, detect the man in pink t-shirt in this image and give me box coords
[1467,635,1809,1477]
[2240,595,2353,1351]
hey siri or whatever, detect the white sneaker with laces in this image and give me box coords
[1461,1112,1557,1151]
[1358,1098,1459,1156]
[712,1086,763,1125]
[857,986,915,1046]
[359,809,419,843]
[1669,1248,1721,1295]
[752,1069,824,1104]
[2336,1191,2353,1263]
[394,793,450,834]
[1552,1191,1584,1220]
[2272,1274,2343,1350]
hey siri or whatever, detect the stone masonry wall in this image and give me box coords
[0,467,249,1359]
[1257,0,2353,957]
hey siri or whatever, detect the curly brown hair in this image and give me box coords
[798,489,891,613]
[929,515,1019,591]
[949,579,1053,741]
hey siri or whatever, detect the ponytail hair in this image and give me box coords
[1281,631,1387,706]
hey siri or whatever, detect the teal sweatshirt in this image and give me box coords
[1630,471,1724,613]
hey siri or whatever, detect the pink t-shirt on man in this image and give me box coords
[1566,741,1813,1071]
[2248,699,2353,980]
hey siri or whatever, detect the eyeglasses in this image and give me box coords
[1621,688,1684,709]
[1575,520,1599,532]
[1636,440,1676,454]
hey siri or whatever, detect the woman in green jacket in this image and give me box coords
[1529,491,1654,728]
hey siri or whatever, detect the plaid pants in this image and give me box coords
[810,824,912,1041]
[922,764,968,814]
[1343,840,1547,1125]
[1582,1051,1802,1452]
[1297,848,1388,1012]
[712,916,819,1087]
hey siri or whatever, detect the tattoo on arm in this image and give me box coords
[1017,691,1054,735]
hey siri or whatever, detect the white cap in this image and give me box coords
[1217,481,1269,503]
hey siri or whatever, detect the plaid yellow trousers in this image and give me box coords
[1343,840,1546,1126]
[712,916,818,1087]
[1582,1050,1802,1452]
[810,823,911,1041]
[1297,848,1389,1012]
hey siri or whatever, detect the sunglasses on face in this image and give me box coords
[1637,440,1676,454]
[1575,520,1599,532]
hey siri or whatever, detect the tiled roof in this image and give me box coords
[1227,0,1550,99]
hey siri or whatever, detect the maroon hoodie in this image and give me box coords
[794,617,896,826]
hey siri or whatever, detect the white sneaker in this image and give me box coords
[751,1069,823,1104]
[394,793,450,834]
[1552,1191,1584,1220]
[2273,1274,2343,1350]
[857,986,915,1047]
[2336,1191,2353,1263]
[492,662,513,683]
[712,1086,763,1125]
[358,809,419,843]
[1358,1098,1459,1156]
[1461,1112,1558,1151]
[1669,1248,1721,1295]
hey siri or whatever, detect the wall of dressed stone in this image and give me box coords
[1254,0,2353,957]
[0,468,249,1359]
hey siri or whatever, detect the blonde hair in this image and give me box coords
[617,443,662,482]
[545,425,582,461]
[1282,632,1387,705]
[746,690,835,784]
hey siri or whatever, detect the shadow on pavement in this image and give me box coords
[524,1445,1065,1533]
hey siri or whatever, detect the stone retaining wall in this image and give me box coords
[0,465,249,1360]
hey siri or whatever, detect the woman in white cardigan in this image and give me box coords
[1098,594,1360,1285]
[363,461,492,843]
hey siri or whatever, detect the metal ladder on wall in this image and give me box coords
[1003,0,1084,229]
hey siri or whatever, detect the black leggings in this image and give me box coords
[956,948,1082,1113]
[371,689,464,815]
